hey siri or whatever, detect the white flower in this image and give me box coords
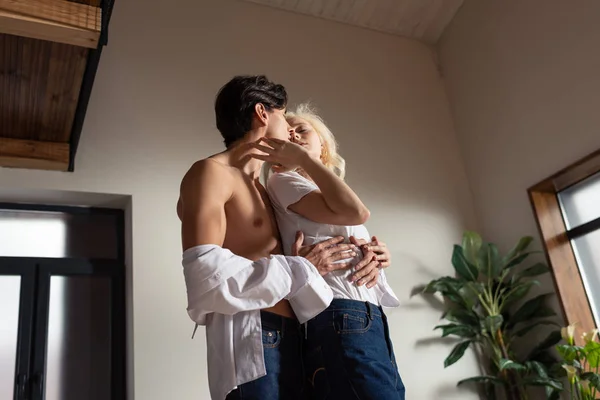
[581,379,591,394]
[562,324,577,345]
[562,365,577,384]
[582,329,598,344]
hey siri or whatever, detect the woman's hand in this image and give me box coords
[350,235,391,269]
[250,137,310,172]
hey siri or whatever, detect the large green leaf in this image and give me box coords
[484,315,504,336]
[516,262,550,279]
[505,252,538,269]
[457,375,503,386]
[499,358,526,371]
[451,245,479,281]
[527,331,563,360]
[444,308,480,328]
[434,323,477,338]
[510,293,554,326]
[584,341,600,368]
[523,377,563,391]
[580,372,600,390]
[526,361,549,379]
[513,320,561,337]
[557,344,581,363]
[501,281,538,310]
[423,277,471,307]
[444,340,473,368]
[479,243,502,279]
[462,231,483,266]
[503,236,534,267]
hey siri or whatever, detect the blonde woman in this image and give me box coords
[251,104,405,399]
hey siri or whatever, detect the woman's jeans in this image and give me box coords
[226,301,405,400]
[304,299,405,400]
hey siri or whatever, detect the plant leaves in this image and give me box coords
[423,277,471,307]
[584,341,600,368]
[528,331,563,360]
[479,243,502,279]
[517,262,550,279]
[501,281,538,310]
[510,293,554,326]
[484,315,504,336]
[503,236,534,268]
[526,360,549,380]
[462,231,482,266]
[457,375,503,386]
[580,372,600,390]
[444,308,480,328]
[451,245,479,281]
[546,388,561,400]
[444,340,473,368]
[499,358,526,371]
[513,321,561,337]
[434,323,477,338]
[557,344,581,363]
[522,377,563,391]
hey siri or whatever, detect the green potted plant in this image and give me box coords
[552,323,600,399]
[419,231,563,399]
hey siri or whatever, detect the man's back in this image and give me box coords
[177,153,294,317]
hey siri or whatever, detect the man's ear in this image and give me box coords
[254,103,268,127]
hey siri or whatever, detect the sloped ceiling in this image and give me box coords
[240,0,464,44]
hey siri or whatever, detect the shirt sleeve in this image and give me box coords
[267,171,319,211]
[182,244,333,324]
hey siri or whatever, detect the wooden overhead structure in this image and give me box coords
[0,0,114,171]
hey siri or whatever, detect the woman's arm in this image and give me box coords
[254,138,370,225]
[291,155,370,225]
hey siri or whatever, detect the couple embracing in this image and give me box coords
[178,75,405,400]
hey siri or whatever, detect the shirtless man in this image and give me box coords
[177,75,382,400]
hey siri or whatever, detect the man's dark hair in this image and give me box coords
[215,75,288,147]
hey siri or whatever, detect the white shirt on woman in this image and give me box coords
[267,171,400,307]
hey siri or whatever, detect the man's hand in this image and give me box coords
[349,248,380,289]
[350,235,391,269]
[292,231,357,276]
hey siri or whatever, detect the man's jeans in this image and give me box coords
[226,311,307,400]
[304,299,406,400]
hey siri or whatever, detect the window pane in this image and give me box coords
[559,172,600,229]
[0,209,119,259]
[572,229,600,326]
[0,276,20,399]
[45,276,111,400]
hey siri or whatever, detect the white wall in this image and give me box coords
[439,0,600,252]
[0,0,479,398]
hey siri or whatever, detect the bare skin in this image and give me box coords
[177,105,360,318]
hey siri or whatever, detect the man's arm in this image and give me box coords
[179,159,231,251]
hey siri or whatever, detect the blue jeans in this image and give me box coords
[304,299,405,400]
[226,311,307,400]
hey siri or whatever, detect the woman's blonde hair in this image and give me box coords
[286,103,346,179]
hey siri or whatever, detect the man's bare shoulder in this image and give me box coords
[181,157,234,188]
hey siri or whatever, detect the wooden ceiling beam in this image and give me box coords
[0,0,100,48]
[0,137,70,171]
